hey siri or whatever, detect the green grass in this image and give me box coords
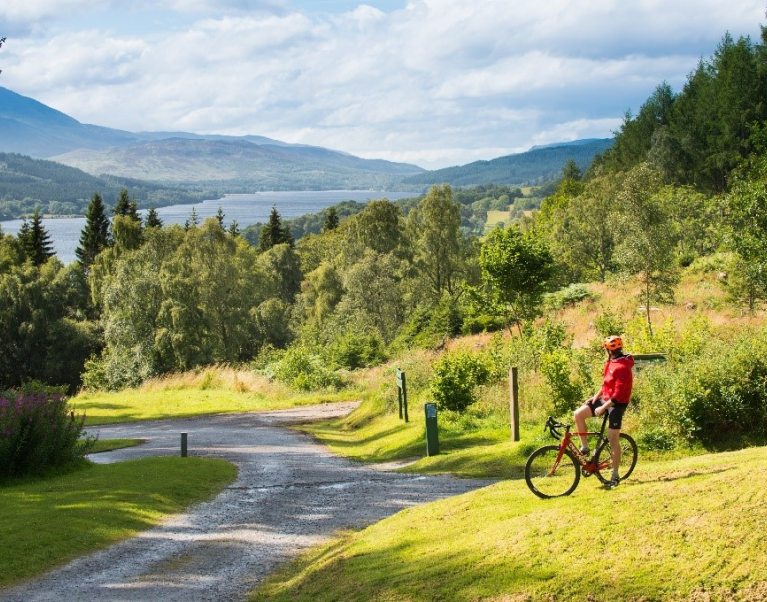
[485,209,510,230]
[88,438,144,453]
[0,457,237,588]
[73,383,357,425]
[252,446,767,601]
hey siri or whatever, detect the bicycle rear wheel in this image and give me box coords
[525,445,580,499]
[595,433,638,484]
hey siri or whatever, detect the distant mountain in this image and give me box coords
[402,139,613,187]
[0,153,217,220]
[51,138,424,189]
[0,86,425,189]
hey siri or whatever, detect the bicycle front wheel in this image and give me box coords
[595,433,638,484]
[525,445,581,499]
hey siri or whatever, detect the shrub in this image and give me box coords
[540,348,589,415]
[0,384,92,478]
[544,283,595,311]
[429,351,490,413]
[329,331,387,370]
[272,346,343,391]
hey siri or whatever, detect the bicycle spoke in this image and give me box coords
[525,445,580,498]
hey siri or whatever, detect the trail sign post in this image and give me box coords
[424,403,439,456]
[509,366,520,442]
[396,368,409,422]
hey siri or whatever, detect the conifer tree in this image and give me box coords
[215,207,225,227]
[19,209,54,266]
[76,192,110,267]
[113,188,141,221]
[145,207,163,228]
[259,206,293,252]
[228,220,240,237]
[323,206,340,232]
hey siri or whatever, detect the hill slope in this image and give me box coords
[51,138,425,188]
[403,138,613,187]
[253,445,767,601]
[0,153,216,219]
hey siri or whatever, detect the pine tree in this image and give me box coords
[215,207,225,227]
[113,188,141,221]
[76,192,111,267]
[190,207,199,227]
[145,207,163,228]
[228,220,240,237]
[19,209,54,266]
[323,206,340,232]
[259,206,293,252]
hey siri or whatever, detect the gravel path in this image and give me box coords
[2,402,492,601]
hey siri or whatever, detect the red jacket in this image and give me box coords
[600,354,634,404]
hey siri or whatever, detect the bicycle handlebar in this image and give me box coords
[544,416,570,439]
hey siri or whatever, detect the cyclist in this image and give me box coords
[573,335,634,489]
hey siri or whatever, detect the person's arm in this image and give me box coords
[594,399,613,416]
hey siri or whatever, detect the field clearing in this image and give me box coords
[72,366,358,425]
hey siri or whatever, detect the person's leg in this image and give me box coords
[608,427,621,478]
[573,404,593,452]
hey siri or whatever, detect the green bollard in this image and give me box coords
[424,403,439,456]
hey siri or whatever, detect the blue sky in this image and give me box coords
[1,1,765,168]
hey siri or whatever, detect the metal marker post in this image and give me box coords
[424,402,439,456]
[396,369,409,423]
[181,433,188,457]
[509,367,520,442]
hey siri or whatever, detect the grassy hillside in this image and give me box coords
[252,446,767,601]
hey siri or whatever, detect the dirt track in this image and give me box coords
[1,402,491,601]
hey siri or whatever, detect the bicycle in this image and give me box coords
[524,413,638,499]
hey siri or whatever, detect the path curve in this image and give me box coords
[2,403,491,601]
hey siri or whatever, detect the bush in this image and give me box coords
[429,351,490,413]
[0,384,92,478]
[544,283,595,311]
[540,348,589,415]
[329,331,387,370]
[272,346,343,391]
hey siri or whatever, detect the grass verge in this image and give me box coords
[0,456,237,588]
[72,366,357,425]
[252,446,767,601]
[88,438,144,453]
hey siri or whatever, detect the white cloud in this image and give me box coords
[2,0,765,167]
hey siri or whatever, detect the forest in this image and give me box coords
[3,25,767,456]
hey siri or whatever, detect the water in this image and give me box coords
[0,190,414,264]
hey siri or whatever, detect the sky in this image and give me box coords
[0,1,765,169]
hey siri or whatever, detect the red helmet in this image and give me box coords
[603,335,623,351]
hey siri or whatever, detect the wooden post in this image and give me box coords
[181,432,188,457]
[509,367,520,442]
[396,369,409,423]
[402,371,409,423]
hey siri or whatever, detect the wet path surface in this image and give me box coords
[2,403,492,601]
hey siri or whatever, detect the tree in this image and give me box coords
[615,164,678,335]
[341,199,403,257]
[561,159,582,181]
[215,207,225,227]
[0,36,5,76]
[259,206,293,252]
[113,189,140,221]
[228,220,240,237]
[145,207,163,229]
[18,209,54,266]
[549,173,622,282]
[479,224,555,334]
[408,185,463,298]
[76,193,111,267]
[323,206,340,232]
[725,164,767,311]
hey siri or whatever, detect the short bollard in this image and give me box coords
[180,433,188,457]
[424,402,439,456]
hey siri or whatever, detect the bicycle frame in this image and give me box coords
[554,414,612,475]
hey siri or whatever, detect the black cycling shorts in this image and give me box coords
[587,399,628,429]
